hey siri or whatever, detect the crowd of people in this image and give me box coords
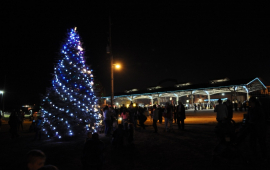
[2,96,268,169]
[101,101,186,136]
[213,97,268,162]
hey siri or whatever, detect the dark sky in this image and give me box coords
[0,2,270,109]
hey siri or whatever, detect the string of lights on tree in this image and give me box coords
[41,27,102,139]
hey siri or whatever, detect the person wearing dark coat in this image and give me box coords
[234,102,238,111]
[112,124,125,148]
[176,101,186,130]
[247,97,267,160]
[226,100,233,120]
[158,105,163,124]
[8,110,19,139]
[82,133,104,170]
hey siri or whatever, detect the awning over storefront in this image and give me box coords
[103,77,267,105]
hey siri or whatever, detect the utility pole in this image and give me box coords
[108,15,114,107]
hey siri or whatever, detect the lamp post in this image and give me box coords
[107,15,121,107]
[110,64,121,107]
[107,15,114,107]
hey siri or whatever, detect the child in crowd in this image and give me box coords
[26,150,46,170]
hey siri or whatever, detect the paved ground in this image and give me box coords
[0,111,269,170]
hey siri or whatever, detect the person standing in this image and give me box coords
[82,133,105,170]
[8,110,19,139]
[128,103,135,126]
[247,97,267,160]
[243,101,247,111]
[121,108,129,128]
[176,101,186,130]
[226,100,233,121]
[33,116,43,141]
[173,105,177,123]
[163,102,172,132]
[238,101,243,111]
[234,101,238,111]
[214,99,228,124]
[103,106,112,136]
[152,105,159,133]
[158,105,163,124]
[133,105,138,129]
[17,111,24,131]
[138,107,146,130]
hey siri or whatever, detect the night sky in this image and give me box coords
[1,2,269,110]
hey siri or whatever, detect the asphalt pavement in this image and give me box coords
[0,110,269,170]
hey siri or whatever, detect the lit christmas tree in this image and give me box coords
[41,27,101,139]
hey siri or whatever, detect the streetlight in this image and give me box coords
[110,64,121,107]
[115,64,120,69]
